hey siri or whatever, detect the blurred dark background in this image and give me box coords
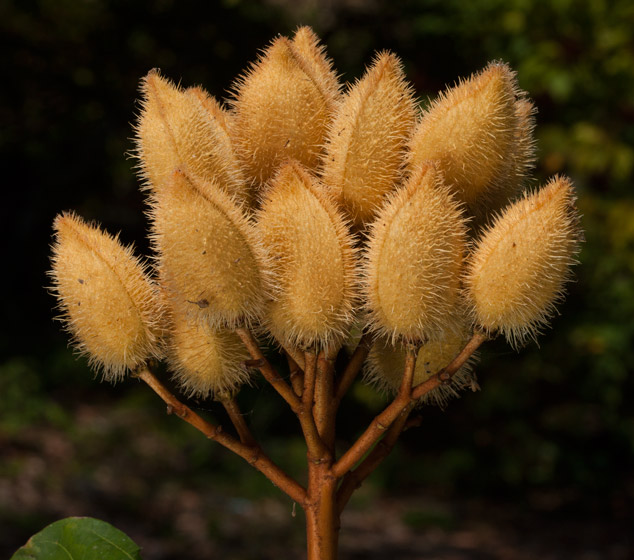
[2,0,633,558]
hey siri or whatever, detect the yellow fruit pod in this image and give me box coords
[135,70,249,204]
[366,329,478,406]
[465,175,582,346]
[407,62,535,217]
[322,52,416,227]
[291,26,340,100]
[256,161,357,350]
[150,169,269,328]
[230,28,340,187]
[364,163,468,343]
[480,97,537,223]
[49,212,163,381]
[166,300,252,399]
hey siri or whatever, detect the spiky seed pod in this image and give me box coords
[511,97,537,191]
[366,329,477,406]
[135,70,249,204]
[291,26,340,99]
[407,62,535,217]
[479,98,537,224]
[230,31,340,187]
[364,163,468,343]
[49,213,163,381]
[186,86,251,205]
[322,52,416,227]
[257,161,357,350]
[167,301,252,399]
[150,169,269,328]
[465,175,581,347]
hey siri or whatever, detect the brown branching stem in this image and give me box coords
[301,351,330,461]
[284,345,306,371]
[332,331,486,478]
[286,351,304,398]
[334,342,419,511]
[135,367,306,505]
[336,403,413,515]
[243,358,265,368]
[315,348,338,448]
[306,461,338,560]
[134,329,487,560]
[334,332,374,407]
[221,398,257,447]
[303,350,318,413]
[236,328,327,461]
[412,330,488,400]
[332,342,420,477]
[235,327,302,412]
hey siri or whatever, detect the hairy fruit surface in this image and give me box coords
[50,26,580,409]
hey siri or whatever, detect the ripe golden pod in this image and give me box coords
[322,52,416,227]
[366,329,478,406]
[511,97,537,191]
[230,29,340,186]
[167,301,252,399]
[364,163,468,343]
[291,26,340,101]
[257,161,357,349]
[479,97,537,223]
[150,169,269,328]
[465,175,581,346]
[49,213,163,381]
[135,70,249,204]
[407,62,535,216]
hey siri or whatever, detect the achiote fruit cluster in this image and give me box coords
[50,26,581,403]
[48,26,583,560]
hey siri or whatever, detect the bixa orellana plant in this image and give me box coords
[49,26,582,560]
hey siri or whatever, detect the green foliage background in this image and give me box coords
[2,0,633,556]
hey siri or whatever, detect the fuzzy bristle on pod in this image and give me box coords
[135,70,249,204]
[166,300,252,399]
[257,161,357,350]
[364,163,468,343]
[407,62,535,218]
[150,169,269,328]
[49,213,163,381]
[465,175,581,347]
[290,26,340,101]
[230,29,340,187]
[367,329,478,406]
[321,52,416,227]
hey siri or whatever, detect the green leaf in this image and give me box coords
[11,517,142,560]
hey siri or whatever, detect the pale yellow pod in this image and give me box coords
[366,329,478,406]
[322,52,416,227]
[291,26,341,103]
[257,161,357,349]
[167,301,252,399]
[479,97,537,222]
[135,70,249,204]
[230,31,339,186]
[407,62,535,216]
[49,212,163,381]
[364,163,468,343]
[465,175,581,346]
[150,169,269,328]
[511,97,537,191]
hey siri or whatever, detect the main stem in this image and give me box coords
[305,348,339,559]
[229,329,488,557]
[306,461,339,560]
[135,367,306,504]
[138,329,486,559]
